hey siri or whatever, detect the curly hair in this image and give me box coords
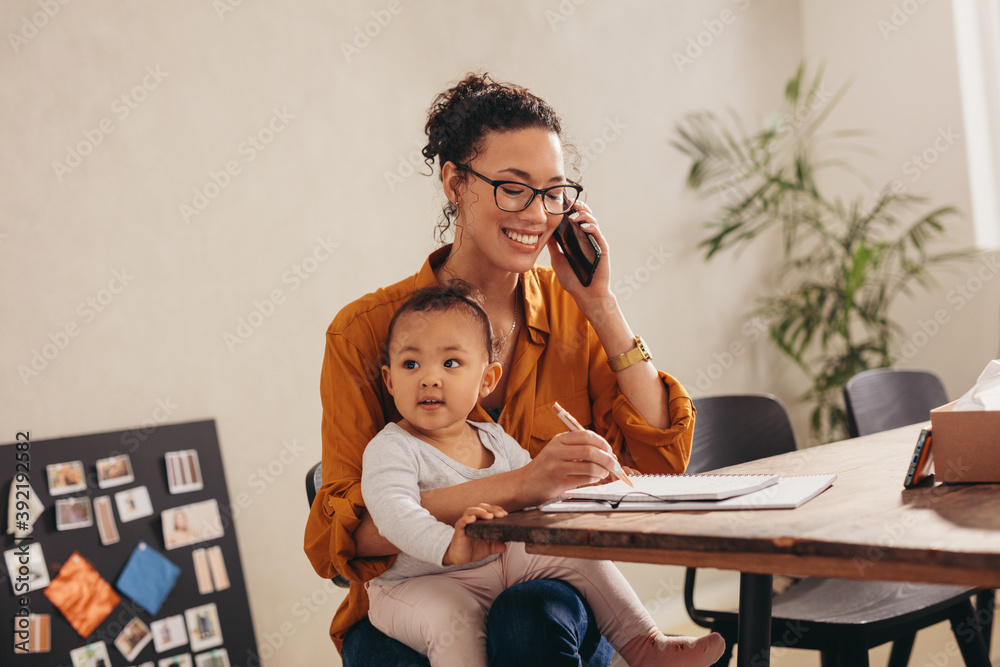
[422,73,566,242]
[383,280,498,365]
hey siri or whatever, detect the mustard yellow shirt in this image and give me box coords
[303,245,694,652]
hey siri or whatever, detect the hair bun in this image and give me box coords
[423,72,561,170]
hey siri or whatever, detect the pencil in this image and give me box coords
[552,401,634,487]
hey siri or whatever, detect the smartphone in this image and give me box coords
[904,428,934,489]
[553,211,601,287]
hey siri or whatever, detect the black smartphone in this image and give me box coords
[552,212,601,287]
[904,428,934,489]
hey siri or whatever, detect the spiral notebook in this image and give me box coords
[564,473,780,503]
[544,474,837,512]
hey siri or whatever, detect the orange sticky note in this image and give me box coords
[44,552,120,637]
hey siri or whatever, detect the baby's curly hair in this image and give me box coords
[384,280,498,365]
[422,73,566,242]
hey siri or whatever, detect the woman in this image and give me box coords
[304,73,695,666]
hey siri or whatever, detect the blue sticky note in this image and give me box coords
[116,541,180,615]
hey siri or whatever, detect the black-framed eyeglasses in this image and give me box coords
[454,163,583,215]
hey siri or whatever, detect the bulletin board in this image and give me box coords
[1,420,259,666]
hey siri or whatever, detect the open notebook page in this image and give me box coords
[563,473,779,502]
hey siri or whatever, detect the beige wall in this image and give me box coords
[2,1,991,665]
[798,0,1000,420]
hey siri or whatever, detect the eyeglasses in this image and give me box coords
[454,163,583,215]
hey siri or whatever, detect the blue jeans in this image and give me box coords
[341,578,613,666]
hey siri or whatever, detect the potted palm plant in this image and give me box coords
[673,63,970,442]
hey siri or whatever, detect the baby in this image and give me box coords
[361,282,725,667]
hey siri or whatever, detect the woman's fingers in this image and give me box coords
[528,431,622,491]
[554,431,620,472]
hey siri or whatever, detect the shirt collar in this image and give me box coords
[520,268,550,342]
[413,245,451,289]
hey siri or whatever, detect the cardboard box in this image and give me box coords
[929,400,1000,483]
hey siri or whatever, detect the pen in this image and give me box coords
[552,401,634,487]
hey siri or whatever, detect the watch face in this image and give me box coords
[636,338,646,355]
[635,336,651,359]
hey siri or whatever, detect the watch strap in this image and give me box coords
[607,336,651,373]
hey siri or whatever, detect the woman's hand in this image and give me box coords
[442,504,508,566]
[590,464,641,487]
[516,430,624,505]
[546,201,616,319]
[547,202,672,431]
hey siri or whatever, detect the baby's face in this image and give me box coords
[383,309,493,433]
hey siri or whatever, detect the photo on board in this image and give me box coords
[55,496,94,531]
[46,460,87,496]
[96,454,135,489]
[162,500,224,550]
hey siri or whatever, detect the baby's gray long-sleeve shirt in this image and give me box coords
[361,420,532,586]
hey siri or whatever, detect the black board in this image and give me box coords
[1,420,258,666]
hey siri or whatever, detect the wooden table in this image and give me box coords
[466,424,1000,665]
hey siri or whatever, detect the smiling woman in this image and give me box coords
[303,72,697,667]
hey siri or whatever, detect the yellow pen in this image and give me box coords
[552,401,634,487]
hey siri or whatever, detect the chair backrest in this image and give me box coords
[842,368,948,437]
[306,461,322,508]
[683,394,798,627]
[687,394,797,473]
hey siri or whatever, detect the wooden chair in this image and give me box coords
[683,394,991,667]
[843,368,995,652]
[305,461,350,589]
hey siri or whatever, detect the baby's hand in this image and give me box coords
[442,504,508,566]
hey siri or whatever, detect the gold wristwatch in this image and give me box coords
[607,335,652,372]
